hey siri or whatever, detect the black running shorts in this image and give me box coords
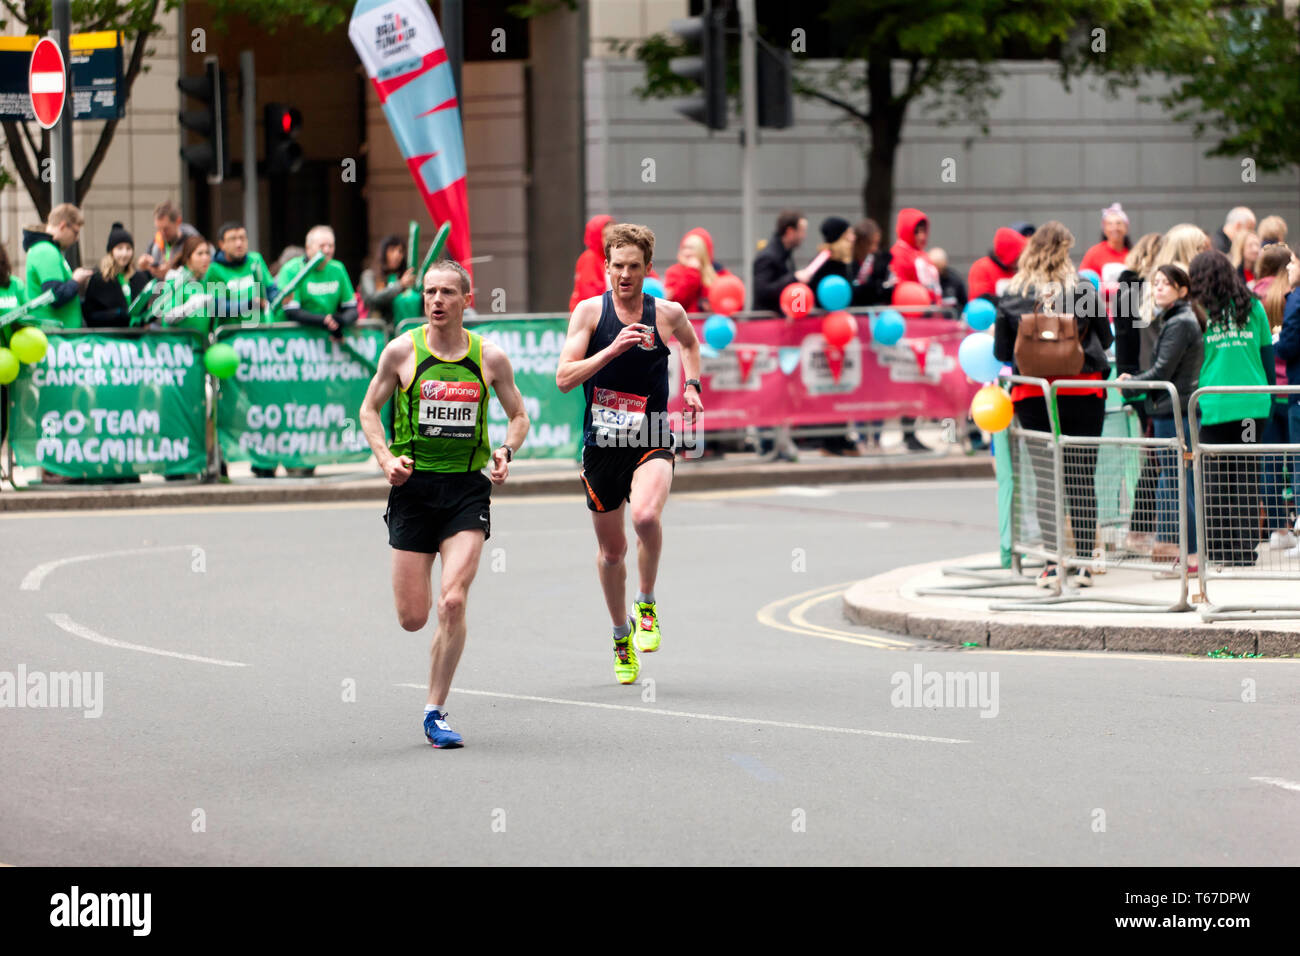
[580,445,675,513]
[384,470,491,553]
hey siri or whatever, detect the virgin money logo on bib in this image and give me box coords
[421,381,481,402]
[591,388,648,446]
[418,380,481,439]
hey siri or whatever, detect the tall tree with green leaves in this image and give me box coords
[0,0,353,220]
[1080,1,1300,176]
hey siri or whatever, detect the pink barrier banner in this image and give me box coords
[665,314,982,430]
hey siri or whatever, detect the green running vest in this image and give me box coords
[390,326,492,472]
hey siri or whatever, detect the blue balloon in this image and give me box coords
[1078,269,1100,292]
[816,275,852,311]
[963,297,997,331]
[872,310,905,346]
[642,277,666,298]
[958,332,1004,383]
[703,313,736,350]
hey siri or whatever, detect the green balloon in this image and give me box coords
[9,326,48,364]
[0,347,17,384]
[204,343,240,379]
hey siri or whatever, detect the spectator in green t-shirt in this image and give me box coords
[263,226,358,478]
[1189,249,1277,567]
[23,203,94,330]
[206,221,278,327]
[0,242,26,348]
[147,235,215,338]
[0,242,20,443]
[274,225,358,340]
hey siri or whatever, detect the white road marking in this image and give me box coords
[394,684,968,744]
[1251,776,1300,793]
[47,613,248,668]
[777,486,834,497]
[21,544,203,591]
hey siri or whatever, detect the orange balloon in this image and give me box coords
[970,384,1013,433]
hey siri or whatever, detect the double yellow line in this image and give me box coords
[756,581,915,649]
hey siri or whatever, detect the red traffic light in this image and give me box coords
[281,112,292,134]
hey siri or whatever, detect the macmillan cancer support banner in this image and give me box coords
[7,330,207,477]
[216,325,386,468]
[470,318,584,460]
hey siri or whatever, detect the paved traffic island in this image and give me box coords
[844,553,1300,657]
[0,452,993,512]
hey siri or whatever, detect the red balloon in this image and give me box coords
[779,282,813,320]
[892,281,933,307]
[709,274,746,315]
[821,310,858,349]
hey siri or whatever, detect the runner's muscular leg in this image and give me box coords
[628,457,673,595]
[427,528,485,708]
[591,505,629,627]
[392,549,436,632]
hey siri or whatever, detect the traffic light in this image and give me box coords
[264,103,304,176]
[756,42,793,129]
[668,7,727,131]
[178,57,228,183]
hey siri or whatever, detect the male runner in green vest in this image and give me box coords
[359,260,529,749]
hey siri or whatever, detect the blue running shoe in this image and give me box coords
[423,709,464,749]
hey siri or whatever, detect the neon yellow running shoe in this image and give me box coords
[633,601,661,653]
[614,623,640,684]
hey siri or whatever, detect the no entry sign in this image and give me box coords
[29,37,65,129]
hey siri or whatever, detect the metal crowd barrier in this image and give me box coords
[1189,385,1300,621]
[991,377,1191,612]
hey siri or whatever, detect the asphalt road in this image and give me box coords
[2,479,1297,865]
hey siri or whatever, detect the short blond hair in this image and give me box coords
[1258,215,1287,244]
[425,259,471,294]
[604,223,654,266]
[49,203,83,228]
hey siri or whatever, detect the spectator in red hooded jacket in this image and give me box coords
[665,227,729,313]
[569,214,613,312]
[889,207,942,302]
[569,215,662,311]
[968,227,1029,301]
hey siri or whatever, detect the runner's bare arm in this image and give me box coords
[360,335,413,480]
[664,300,704,414]
[664,301,702,385]
[484,343,530,451]
[555,298,647,393]
[483,342,530,484]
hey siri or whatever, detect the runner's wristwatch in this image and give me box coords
[685,379,702,393]
[499,443,514,462]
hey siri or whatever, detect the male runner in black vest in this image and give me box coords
[557,223,704,684]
